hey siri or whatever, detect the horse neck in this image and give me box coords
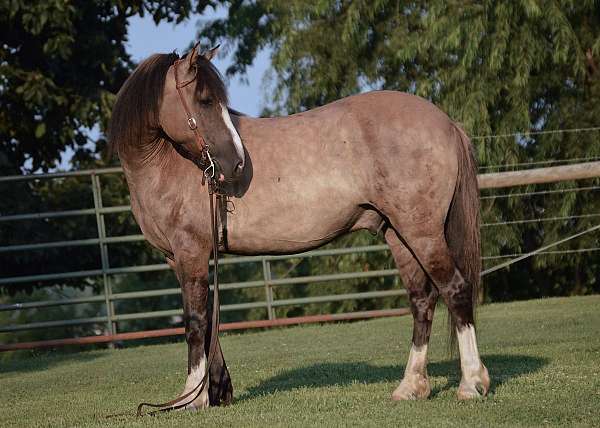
[119,135,177,184]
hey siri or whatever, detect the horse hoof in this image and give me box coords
[457,366,490,400]
[179,387,209,411]
[221,388,233,406]
[392,375,431,401]
[457,380,490,400]
[182,396,209,411]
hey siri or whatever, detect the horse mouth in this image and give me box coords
[208,156,252,198]
[211,159,236,185]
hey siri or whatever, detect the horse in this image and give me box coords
[109,44,490,410]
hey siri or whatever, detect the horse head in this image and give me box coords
[160,44,245,185]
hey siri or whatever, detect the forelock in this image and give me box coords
[195,57,228,105]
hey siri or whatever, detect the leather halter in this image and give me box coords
[106,55,227,419]
[133,56,224,417]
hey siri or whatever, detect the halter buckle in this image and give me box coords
[188,117,197,130]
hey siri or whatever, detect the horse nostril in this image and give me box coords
[234,160,244,175]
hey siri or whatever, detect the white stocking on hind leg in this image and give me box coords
[406,233,490,399]
[386,229,437,400]
[385,228,489,400]
[456,324,489,399]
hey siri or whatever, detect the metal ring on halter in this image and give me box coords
[204,150,215,179]
[188,117,197,130]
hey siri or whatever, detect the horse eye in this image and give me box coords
[200,98,213,107]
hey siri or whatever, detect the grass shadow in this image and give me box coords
[238,354,548,401]
[426,354,549,397]
[0,349,105,374]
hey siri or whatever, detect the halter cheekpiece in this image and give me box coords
[172,57,215,183]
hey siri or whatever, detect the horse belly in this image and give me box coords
[224,190,360,255]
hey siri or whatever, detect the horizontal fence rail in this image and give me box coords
[478,161,600,188]
[1,162,600,350]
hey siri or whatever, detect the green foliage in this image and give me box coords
[200,0,600,301]
[0,0,213,174]
[200,1,599,141]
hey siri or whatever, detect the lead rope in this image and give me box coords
[133,186,222,417]
[134,58,221,416]
[107,57,223,419]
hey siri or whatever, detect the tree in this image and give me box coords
[0,1,214,296]
[199,0,600,300]
[0,0,212,174]
[3,0,599,341]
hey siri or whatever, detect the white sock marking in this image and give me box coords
[182,354,209,409]
[405,344,428,376]
[457,325,483,375]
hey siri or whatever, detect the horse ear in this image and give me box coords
[188,41,201,68]
[203,44,220,61]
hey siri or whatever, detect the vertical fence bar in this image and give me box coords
[262,258,275,320]
[91,173,115,336]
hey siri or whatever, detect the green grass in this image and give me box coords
[1,295,599,427]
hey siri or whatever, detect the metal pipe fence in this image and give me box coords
[1,163,599,348]
[0,167,406,341]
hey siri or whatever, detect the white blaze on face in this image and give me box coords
[220,104,245,167]
[182,354,209,410]
[457,325,483,376]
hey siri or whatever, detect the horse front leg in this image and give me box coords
[171,253,233,409]
[179,261,210,410]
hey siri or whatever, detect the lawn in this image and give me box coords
[1,295,599,427]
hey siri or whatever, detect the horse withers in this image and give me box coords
[109,44,489,409]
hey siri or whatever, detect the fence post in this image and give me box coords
[91,174,116,336]
[262,258,275,320]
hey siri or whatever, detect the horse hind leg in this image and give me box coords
[423,238,490,399]
[382,215,489,399]
[385,228,438,400]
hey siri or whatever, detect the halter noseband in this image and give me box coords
[172,58,215,181]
